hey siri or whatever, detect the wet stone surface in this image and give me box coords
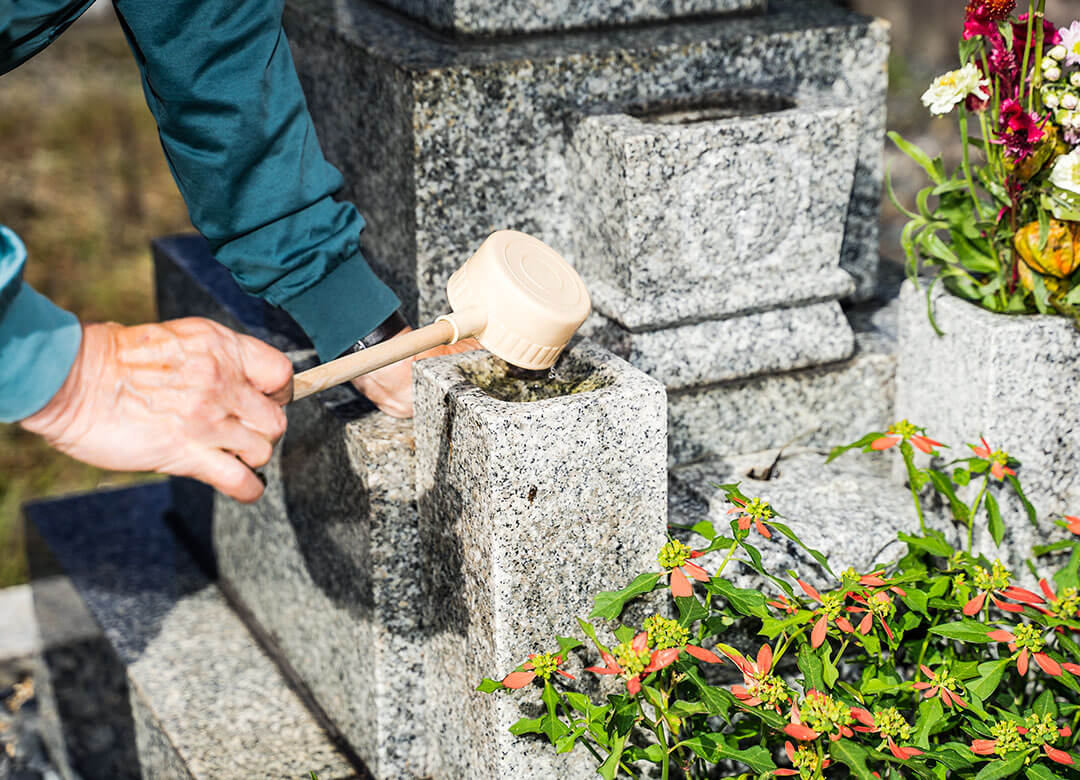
[457,353,612,402]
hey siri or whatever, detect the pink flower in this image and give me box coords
[1057,20,1080,63]
[996,99,1046,161]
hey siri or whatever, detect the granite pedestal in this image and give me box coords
[896,281,1080,560]
[284,0,889,320]
[413,342,668,778]
[24,484,356,780]
[581,301,855,390]
[667,305,897,465]
[373,0,764,36]
[568,100,859,329]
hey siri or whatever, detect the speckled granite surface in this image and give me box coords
[669,448,929,590]
[667,301,897,465]
[896,281,1080,560]
[569,103,858,329]
[581,301,855,390]
[284,0,888,322]
[24,485,356,780]
[413,341,668,778]
[374,0,764,36]
[209,396,427,778]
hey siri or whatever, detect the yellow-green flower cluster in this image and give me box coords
[613,641,651,677]
[873,707,911,741]
[789,743,823,776]
[1013,623,1046,653]
[1052,587,1080,619]
[800,691,854,735]
[1024,713,1061,747]
[752,675,791,708]
[529,652,560,681]
[974,560,1011,592]
[988,720,1026,756]
[658,539,692,569]
[821,591,846,620]
[741,497,775,522]
[643,615,688,651]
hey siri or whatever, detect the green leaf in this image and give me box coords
[967,658,1009,700]
[669,699,709,717]
[889,131,946,185]
[901,588,931,617]
[707,576,770,618]
[675,595,710,626]
[1055,544,1080,593]
[612,624,635,645]
[986,492,1005,547]
[927,469,969,523]
[914,697,945,748]
[679,734,777,774]
[768,519,835,576]
[476,678,503,693]
[798,645,826,692]
[822,648,840,689]
[1034,688,1058,719]
[899,531,954,558]
[690,520,716,540]
[828,739,877,780]
[954,467,972,486]
[682,666,735,720]
[509,716,544,735]
[1006,475,1038,527]
[973,752,1026,780]
[577,617,609,655]
[1026,763,1066,780]
[1033,540,1075,556]
[555,636,582,656]
[590,572,661,620]
[827,432,886,463]
[930,620,993,643]
[597,733,626,780]
[540,682,568,744]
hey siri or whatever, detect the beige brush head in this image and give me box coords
[445,230,591,370]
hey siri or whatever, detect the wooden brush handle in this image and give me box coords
[269,319,457,405]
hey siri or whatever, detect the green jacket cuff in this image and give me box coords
[280,252,402,362]
[0,281,82,422]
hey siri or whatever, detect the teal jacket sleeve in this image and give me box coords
[112,0,401,360]
[0,226,82,423]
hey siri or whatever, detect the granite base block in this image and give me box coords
[569,102,858,328]
[669,449,930,590]
[896,281,1080,537]
[206,394,427,779]
[413,341,668,778]
[667,320,896,465]
[580,301,855,390]
[373,0,764,36]
[24,484,355,780]
[285,0,888,323]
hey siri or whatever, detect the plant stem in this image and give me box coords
[1020,0,1036,109]
[774,627,808,666]
[904,459,928,535]
[969,478,990,552]
[715,539,740,577]
[1030,0,1047,113]
[959,110,988,225]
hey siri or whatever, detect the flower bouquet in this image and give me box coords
[893,0,1080,328]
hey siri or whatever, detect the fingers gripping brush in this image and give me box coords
[271,230,592,405]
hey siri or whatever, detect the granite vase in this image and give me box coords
[896,281,1080,560]
[413,340,668,779]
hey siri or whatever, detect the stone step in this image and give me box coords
[23,484,359,780]
[669,447,925,587]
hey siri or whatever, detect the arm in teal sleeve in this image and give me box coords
[112,0,401,360]
[0,226,82,423]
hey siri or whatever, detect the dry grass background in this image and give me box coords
[0,11,190,586]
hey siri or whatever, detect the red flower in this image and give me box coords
[856,571,907,597]
[849,708,923,760]
[970,436,1018,480]
[586,631,722,695]
[502,651,575,689]
[657,539,710,599]
[727,495,775,540]
[1066,516,1080,535]
[996,99,1046,161]
[962,560,1043,616]
[798,579,855,648]
[724,643,789,712]
[1012,13,1062,50]
[1034,578,1080,622]
[847,591,896,642]
[775,741,831,776]
[784,690,855,742]
[988,625,1062,676]
[913,664,968,708]
[965,0,1016,22]
[768,593,798,615]
[871,420,942,454]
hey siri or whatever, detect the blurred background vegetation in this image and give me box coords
[0,0,1075,587]
[0,8,190,586]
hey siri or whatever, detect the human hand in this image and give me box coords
[351,326,480,418]
[20,318,293,503]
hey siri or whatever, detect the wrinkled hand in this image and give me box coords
[20,318,293,503]
[352,326,480,418]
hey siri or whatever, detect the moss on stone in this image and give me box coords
[459,355,609,402]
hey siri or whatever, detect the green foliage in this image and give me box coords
[479,422,1080,779]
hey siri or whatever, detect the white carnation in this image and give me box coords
[921,63,991,116]
[1050,149,1080,196]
